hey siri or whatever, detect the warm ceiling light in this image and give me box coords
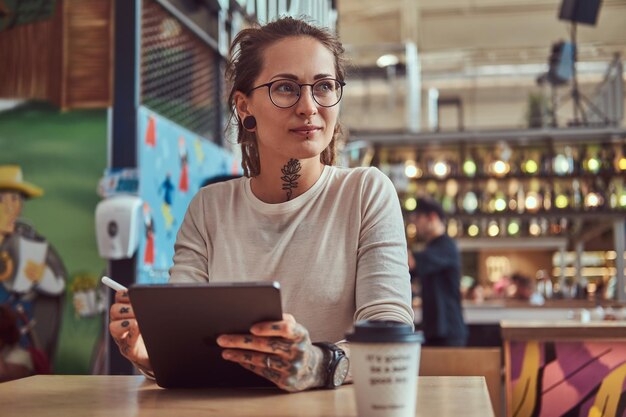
[467,224,480,237]
[404,197,417,211]
[433,161,450,178]
[376,54,400,68]
[463,160,477,177]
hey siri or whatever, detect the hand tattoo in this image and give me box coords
[268,338,293,354]
[120,307,130,314]
[281,159,301,200]
[121,320,130,328]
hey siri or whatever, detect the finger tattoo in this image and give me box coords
[121,320,130,328]
[244,336,253,344]
[262,368,282,382]
[271,324,281,331]
[120,307,130,314]
[244,353,252,361]
[268,339,292,353]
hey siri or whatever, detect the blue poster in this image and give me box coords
[137,106,241,284]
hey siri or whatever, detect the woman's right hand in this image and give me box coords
[109,290,151,371]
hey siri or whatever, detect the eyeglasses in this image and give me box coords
[248,78,346,109]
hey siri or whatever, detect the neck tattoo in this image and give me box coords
[281,158,302,200]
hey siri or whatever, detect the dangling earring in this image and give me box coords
[242,116,257,131]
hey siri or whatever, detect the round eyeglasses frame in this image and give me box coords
[248,78,346,109]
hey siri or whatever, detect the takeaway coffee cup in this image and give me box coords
[346,320,423,417]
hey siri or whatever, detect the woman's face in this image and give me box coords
[236,36,340,166]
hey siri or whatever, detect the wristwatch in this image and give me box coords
[313,342,350,389]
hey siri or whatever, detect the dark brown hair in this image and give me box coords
[0,304,20,346]
[226,17,346,177]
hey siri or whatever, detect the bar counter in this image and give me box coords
[0,375,495,417]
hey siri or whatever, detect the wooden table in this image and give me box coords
[0,375,494,417]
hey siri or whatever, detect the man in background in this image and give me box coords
[410,197,467,346]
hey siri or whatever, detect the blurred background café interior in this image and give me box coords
[1,0,626,414]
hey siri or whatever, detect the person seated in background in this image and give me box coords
[108,17,414,392]
[0,304,33,382]
[409,197,468,347]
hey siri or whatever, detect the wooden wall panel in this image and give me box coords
[0,0,113,109]
[0,0,64,106]
[63,0,114,109]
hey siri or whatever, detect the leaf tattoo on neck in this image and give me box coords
[281,159,301,200]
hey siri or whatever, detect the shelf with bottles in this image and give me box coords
[398,174,626,219]
[379,140,626,183]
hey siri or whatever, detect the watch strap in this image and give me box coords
[313,342,346,389]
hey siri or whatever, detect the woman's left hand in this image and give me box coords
[216,313,325,392]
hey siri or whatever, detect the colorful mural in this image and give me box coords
[508,340,626,417]
[137,106,240,284]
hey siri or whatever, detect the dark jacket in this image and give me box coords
[413,234,467,343]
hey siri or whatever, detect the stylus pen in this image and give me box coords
[101,276,128,292]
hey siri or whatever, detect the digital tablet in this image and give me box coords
[128,281,283,388]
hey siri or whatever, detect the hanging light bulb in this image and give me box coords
[487,221,500,237]
[404,161,422,178]
[489,160,510,177]
[523,159,538,175]
[584,192,601,209]
[467,224,480,237]
[404,197,417,211]
[525,192,540,212]
[433,161,450,178]
[555,194,569,209]
[529,220,541,236]
[553,154,570,175]
[507,220,520,236]
[494,194,507,212]
[463,159,477,177]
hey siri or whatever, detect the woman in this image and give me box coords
[109,17,413,392]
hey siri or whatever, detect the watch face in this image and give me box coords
[332,357,350,387]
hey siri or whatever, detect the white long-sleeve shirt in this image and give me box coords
[169,165,414,342]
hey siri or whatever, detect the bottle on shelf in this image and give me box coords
[542,185,553,211]
[461,184,480,214]
[571,179,582,210]
[553,145,574,176]
[442,179,458,215]
[447,218,461,238]
[615,143,626,172]
[554,183,569,210]
[582,144,601,174]
[507,218,521,236]
[487,220,500,237]
[466,221,480,238]
[521,149,540,176]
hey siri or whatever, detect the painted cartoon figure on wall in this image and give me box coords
[158,172,175,235]
[0,165,67,364]
[143,203,154,266]
[178,136,189,193]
